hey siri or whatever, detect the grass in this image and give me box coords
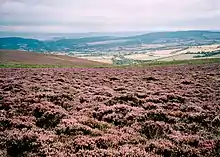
[0,62,109,68]
[136,58,220,67]
[1,58,220,68]
[0,63,63,68]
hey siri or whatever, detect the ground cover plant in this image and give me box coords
[1,57,220,68]
[0,63,220,156]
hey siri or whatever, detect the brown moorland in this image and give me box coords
[0,63,220,156]
[0,50,108,67]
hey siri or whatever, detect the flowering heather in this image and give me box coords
[0,63,220,156]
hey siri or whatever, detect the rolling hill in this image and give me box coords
[0,50,108,67]
[1,31,220,53]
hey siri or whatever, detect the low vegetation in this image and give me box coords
[0,63,220,156]
[0,63,65,68]
[194,50,220,58]
[1,57,220,68]
[0,50,109,68]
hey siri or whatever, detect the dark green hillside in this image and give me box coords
[1,31,220,53]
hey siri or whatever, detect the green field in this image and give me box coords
[140,58,220,67]
[1,58,219,68]
[0,63,66,68]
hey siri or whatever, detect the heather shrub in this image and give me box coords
[36,113,62,129]
[81,118,110,131]
[4,130,40,157]
[0,64,219,156]
[142,103,158,110]
[56,118,102,136]
[94,133,142,149]
[114,86,127,91]
[181,80,193,85]
[146,95,167,104]
[215,140,220,157]
[76,149,119,157]
[146,139,201,157]
[134,92,148,99]
[93,86,114,97]
[55,78,65,82]
[35,92,75,110]
[2,83,23,92]
[168,111,184,118]
[0,117,12,130]
[93,95,109,102]
[182,112,211,127]
[105,94,144,107]
[168,133,201,148]
[147,110,170,123]
[72,136,96,152]
[212,116,220,127]
[142,76,159,81]
[0,98,12,110]
[118,145,149,157]
[11,116,35,130]
[93,104,145,126]
[76,148,158,157]
[0,94,3,102]
[172,122,202,134]
[93,105,125,124]
[141,121,171,139]
[56,123,101,136]
[31,102,67,129]
[109,77,120,81]
[198,140,220,156]
[95,136,116,149]
[166,94,185,104]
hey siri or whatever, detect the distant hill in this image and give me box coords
[0,37,46,52]
[127,30,220,43]
[1,31,220,53]
[0,50,107,67]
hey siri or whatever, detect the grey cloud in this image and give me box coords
[0,0,219,32]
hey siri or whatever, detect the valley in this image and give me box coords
[1,30,220,65]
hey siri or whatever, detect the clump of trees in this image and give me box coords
[194,50,220,58]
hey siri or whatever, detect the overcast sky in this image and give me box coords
[0,0,219,33]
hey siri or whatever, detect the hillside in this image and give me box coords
[0,50,107,67]
[1,31,220,53]
[126,30,220,44]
